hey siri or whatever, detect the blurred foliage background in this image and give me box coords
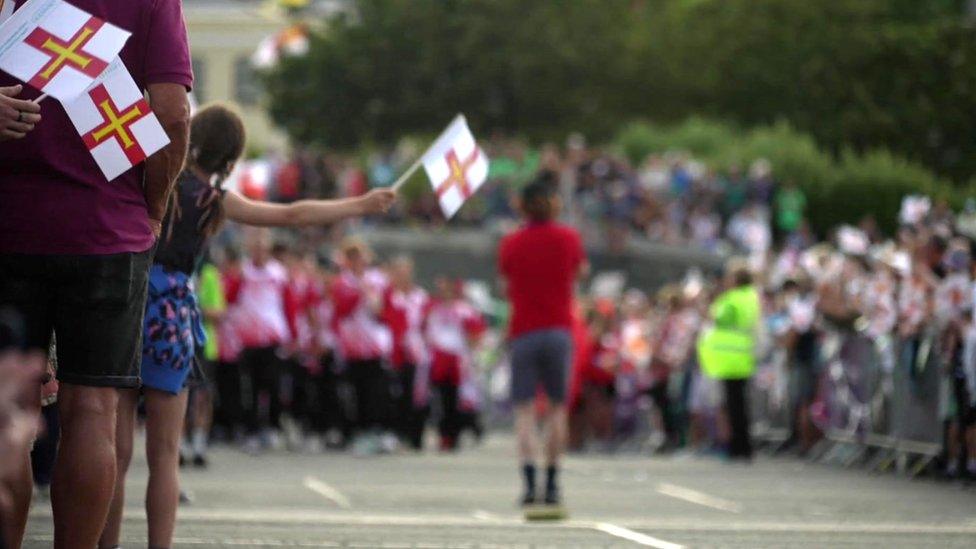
[264,0,976,232]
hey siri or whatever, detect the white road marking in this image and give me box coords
[594,522,685,549]
[656,482,742,513]
[303,476,353,509]
[471,509,499,520]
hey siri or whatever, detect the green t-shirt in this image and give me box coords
[197,263,226,361]
[776,188,806,232]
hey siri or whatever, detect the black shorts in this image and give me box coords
[0,250,152,388]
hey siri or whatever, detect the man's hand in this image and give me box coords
[359,188,397,215]
[0,85,41,141]
[149,218,163,239]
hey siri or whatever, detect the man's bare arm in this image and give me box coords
[144,83,190,236]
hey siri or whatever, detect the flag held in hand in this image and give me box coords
[63,58,169,181]
[420,115,489,219]
[0,0,129,101]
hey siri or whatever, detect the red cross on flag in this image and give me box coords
[420,115,489,219]
[63,58,169,181]
[0,0,130,101]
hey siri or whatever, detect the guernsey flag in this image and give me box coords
[63,58,170,181]
[0,0,130,101]
[420,115,489,220]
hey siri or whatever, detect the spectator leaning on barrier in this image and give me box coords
[698,260,762,461]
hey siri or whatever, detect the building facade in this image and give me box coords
[184,0,288,151]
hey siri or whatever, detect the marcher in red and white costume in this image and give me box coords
[382,256,431,450]
[647,289,690,450]
[330,239,392,440]
[278,247,326,445]
[224,229,298,448]
[424,277,485,451]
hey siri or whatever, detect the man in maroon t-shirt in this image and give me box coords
[0,1,192,547]
[499,173,587,509]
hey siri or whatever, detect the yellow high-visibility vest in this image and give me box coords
[697,285,760,380]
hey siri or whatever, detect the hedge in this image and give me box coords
[615,118,961,235]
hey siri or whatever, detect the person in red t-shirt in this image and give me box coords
[498,174,587,507]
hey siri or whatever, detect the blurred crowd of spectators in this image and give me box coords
[9,137,976,524]
[227,135,809,257]
[213,137,976,479]
[562,193,976,480]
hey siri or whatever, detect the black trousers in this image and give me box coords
[648,380,677,442]
[393,364,429,449]
[214,361,245,435]
[724,378,752,458]
[284,358,309,426]
[348,358,389,432]
[434,381,462,448]
[308,353,351,442]
[241,346,283,435]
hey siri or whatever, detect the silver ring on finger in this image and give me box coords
[16,111,23,123]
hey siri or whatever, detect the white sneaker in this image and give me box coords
[352,434,379,457]
[324,429,344,449]
[243,436,262,455]
[179,489,194,505]
[379,432,399,454]
[281,417,304,451]
[263,429,284,451]
[304,435,325,454]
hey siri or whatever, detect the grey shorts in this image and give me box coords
[510,328,572,404]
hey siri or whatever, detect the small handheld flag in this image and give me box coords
[62,58,170,181]
[416,115,489,219]
[0,0,130,101]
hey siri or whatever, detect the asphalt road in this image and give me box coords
[23,434,976,548]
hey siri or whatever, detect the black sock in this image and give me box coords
[522,463,536,493]
[545,465,558,491]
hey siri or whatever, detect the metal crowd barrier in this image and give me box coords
[752,325,944,477]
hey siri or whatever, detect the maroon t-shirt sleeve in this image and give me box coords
[144,0,193,89]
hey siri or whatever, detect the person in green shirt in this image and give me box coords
[183,260,226,467]
[775,182,806,236]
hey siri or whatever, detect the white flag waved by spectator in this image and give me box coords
[420,115,489,219]
[63,58,169,181]
[0,0,130,101]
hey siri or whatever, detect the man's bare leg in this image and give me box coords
[514,403,538,504]
[52,384,119,549]
[542,405,567,504]
[3,451,33,549]
[98,388,138,549]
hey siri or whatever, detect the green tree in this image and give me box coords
[265,0,635,149]
[265,0,976,183]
